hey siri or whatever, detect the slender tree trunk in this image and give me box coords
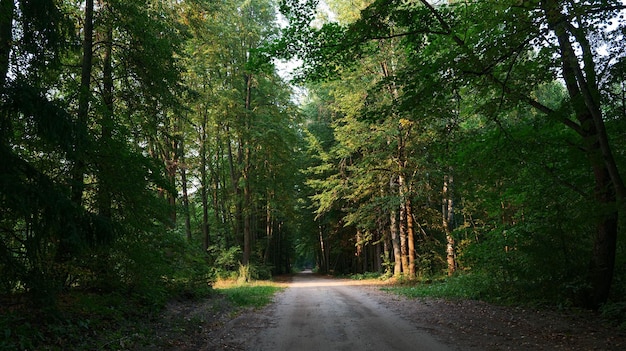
[376,231,383,273]
[212,122,224,243]
[283,222,290,274]
[355,229,364,273]
[242,158,251,265]
[241,72,253,266]
[264,194,273,264]
[72,0,94,206]
[226,124,242,247]
[390,176,402,276]
[443,173,456,275]
[200,107,210,251]
[0,0,13,88]
[274,222,280,272]
[167,152,178,225]
[406,196,416,277]
[180,138,192,242]
[318,223,328,273]
[98,10,113,218]
[381,53,407,277]
[398,173,409,275]
[381,218,390,274]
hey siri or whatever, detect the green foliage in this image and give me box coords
[207,245,242,279]
[600,302,626,330]
[449,104,598,305]
[93,228,212,308]
[0,313,45,351]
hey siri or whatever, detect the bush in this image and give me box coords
[458,220,591,305]
[75,227,213,308]
[237,263,273,283]
[207,245,242,279]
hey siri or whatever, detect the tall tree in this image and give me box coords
[180,0,303,273]
[537,0,624,307]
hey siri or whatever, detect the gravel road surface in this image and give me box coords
[245,271,450,351]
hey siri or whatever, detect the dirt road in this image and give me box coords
[243,271,450,351]
[193,272,625,351]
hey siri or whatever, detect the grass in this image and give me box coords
[214,279,286,309]
[381,273,492,301]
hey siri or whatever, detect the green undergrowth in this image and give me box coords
[0,287,214,351]
[0,280,288,351]
[383,274,491,301]
[346,272,385,280]
[383,273,626,329]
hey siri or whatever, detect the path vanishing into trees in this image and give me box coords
[242,271,449,351]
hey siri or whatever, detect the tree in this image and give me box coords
[179,0,304,274]
[408,0,626,308]
[0,0,194,306]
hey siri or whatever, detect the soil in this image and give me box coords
[145,273,626,351]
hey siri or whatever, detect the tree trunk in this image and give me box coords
[226,124,242,247]
[406,196,416,277]
[242,72,253,266]
[398,173,409,276]
[180,138,192,242]
[263,194,273,264]
[381,217,390,274]
[212,122,225,244]
[318,223,328,273]
[443,173,456,276]
[356,229,364,273]
[200,108,210,251]
[0,0,13,87]
[98,10,113,219]
[375,231,383,273]
[242,158,251,265]
[167,149,178,226]
[72,0,94,206]
[390,176,402,276]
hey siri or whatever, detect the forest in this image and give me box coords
[1,0,626,348]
